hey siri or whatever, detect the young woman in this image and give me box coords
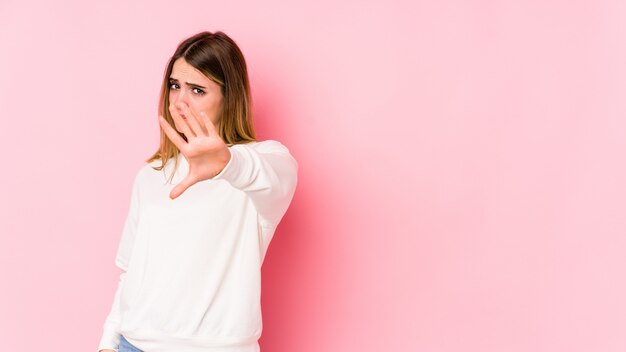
[97,31,298,352]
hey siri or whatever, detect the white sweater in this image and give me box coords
[97,140,298,352]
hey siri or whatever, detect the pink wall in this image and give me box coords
[1,0,625,351]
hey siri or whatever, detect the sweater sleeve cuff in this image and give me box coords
[97,328,120,351]
[211,145,241,184]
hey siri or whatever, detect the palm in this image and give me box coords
[158,102,231,199]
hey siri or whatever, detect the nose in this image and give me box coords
[172,91,190,113]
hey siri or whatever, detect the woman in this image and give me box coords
[97,31,298,352]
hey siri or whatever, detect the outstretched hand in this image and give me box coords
[158,102,231,200]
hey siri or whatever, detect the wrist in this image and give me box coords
[214,146,231,177]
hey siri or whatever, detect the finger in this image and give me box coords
[159,115,188,152]
[169,175,196,200]
[182,104,208,136]
[200,111,218,136]
[170,104,196,138]
[177,102,201,137]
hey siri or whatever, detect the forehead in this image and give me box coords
[170,58,210,83]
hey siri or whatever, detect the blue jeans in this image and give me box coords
[119,335,143,352]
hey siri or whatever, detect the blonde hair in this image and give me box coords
[146,31,257,183]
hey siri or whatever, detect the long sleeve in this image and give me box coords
[114,170,142,271]
[97,169,142,351]
[211,140,298,228]
[97,271,126,352]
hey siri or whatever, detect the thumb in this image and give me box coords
[169,176,196,200]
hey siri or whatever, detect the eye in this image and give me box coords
[169,82,180,90]
[192,88,205,95]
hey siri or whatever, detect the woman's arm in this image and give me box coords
[97,169,142,352]
[211,140,298,228]
[96,270,126,352]
[157,104,298,226]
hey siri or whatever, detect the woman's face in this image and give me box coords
[168,57,224,134]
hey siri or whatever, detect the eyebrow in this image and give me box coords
[168,77,206,89]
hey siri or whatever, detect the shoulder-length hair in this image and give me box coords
[146,31,257,182]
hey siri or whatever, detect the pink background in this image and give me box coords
[1,0,625,351]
